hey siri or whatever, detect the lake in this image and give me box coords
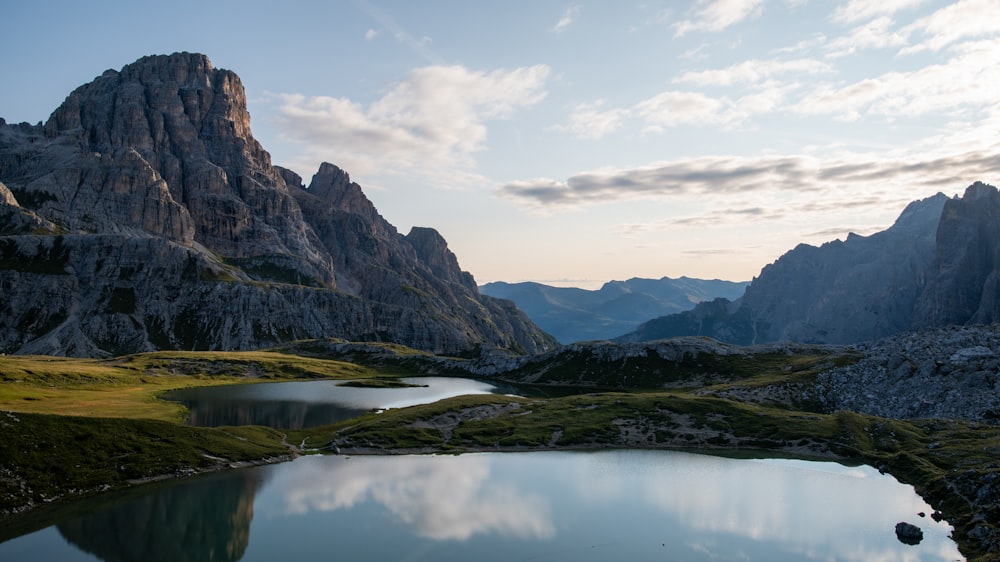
[0,450,962,561]
[161,377,524,428]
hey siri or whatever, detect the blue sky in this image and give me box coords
[2,1,998,287]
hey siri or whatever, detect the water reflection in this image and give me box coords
[162,377,513,429]
[57,469,265,562]
[270,454,554,541]
[0,451,963,562]
[568,451,960,562]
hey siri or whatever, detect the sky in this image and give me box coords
[2,1,999,288]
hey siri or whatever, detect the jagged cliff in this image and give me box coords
[620,183,1000,345]
[0,52,556,357]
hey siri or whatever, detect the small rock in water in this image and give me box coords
[895,521,924,545]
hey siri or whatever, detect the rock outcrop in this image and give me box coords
[811,323,1000,422]
[0,53,556,357]
[620,184,1000,345]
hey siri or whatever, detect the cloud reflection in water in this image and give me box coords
[266,454,555,541]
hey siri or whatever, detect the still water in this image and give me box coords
[161,377,518,428]
[0,450,962,561]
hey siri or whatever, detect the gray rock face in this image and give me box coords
[0,52,556,357]
[622,185,1000,345]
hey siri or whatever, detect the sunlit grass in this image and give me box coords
[0,351,381,422]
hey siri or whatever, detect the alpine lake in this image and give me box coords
[0,376,964,561]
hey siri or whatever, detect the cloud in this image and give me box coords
[771,33,828,54]
[272,64,550,186]
[830,0,928,23]
[365,28,379,40]
[552,100,628,139]
[352,0,443,63]
[497,148,1000,208]
[633,90,730,128]
[796,39,1000,120]
[552,5,581,32]
[675,58,833,86]
[824,16,910,57]
[900,0,1000,53]
[674,0,765,36]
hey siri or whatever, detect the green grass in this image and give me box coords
[0,410,288,531]
[0,351,380,422]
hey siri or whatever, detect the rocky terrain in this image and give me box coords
[620,184,1000,346]
[480,277,747,343]
[0,53,556,357]
[813,324,1000,422]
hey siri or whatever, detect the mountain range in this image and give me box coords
[619,182,1000,345]
[480,277,748,343]
[0,52,556,357]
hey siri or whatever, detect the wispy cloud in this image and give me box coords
[797,39,1000,120]
[900,0,1000,53]
[674,58,834,86]
[830,0,929,23]
[824,16,910,57]
[552,5,581,33]
[552,100,628,139]
[674,0,765,36]
[352,0,443,64]
[498,148,1000,208]
[272,64,550,186]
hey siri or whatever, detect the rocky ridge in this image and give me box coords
[0,53,555,357]
[620,184,1000,346]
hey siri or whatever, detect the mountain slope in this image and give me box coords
[481,277,748,343]
[620,185,1000,345]
[0,52,556,357]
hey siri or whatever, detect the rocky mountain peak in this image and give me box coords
[305,163,379,219]
[963,180,996,200]
[406,227,478,292]
[0,52,556,357]
[890,192,949,234]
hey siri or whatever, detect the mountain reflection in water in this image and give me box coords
[57,469,266,562]
[0,450,963,562]
[162,377,520,429]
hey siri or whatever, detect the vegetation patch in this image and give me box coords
[224,255,324,288]
[0,410,288,533]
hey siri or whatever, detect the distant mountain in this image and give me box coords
[619,183,1000,345]
[0,52,556,357]
[480,277,748,343]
